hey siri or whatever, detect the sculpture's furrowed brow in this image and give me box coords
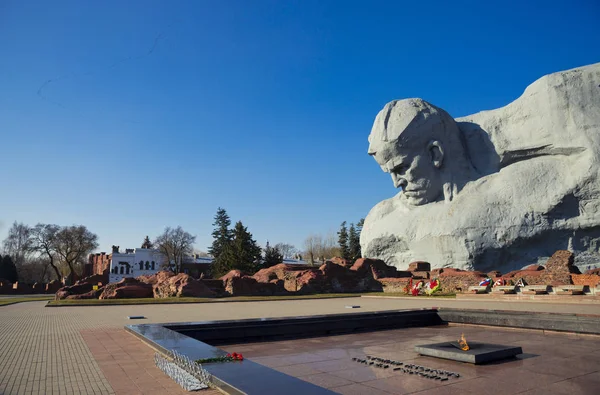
[386,155,408,172]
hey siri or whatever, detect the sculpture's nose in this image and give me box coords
[392,174,407,189]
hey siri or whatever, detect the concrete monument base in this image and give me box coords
[415,342,523,364]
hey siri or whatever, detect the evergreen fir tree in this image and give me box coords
[356,218,365,234]
[263,241,283,268]
[211,243,237,278]
[211,221,262,277]
[337,221,350,261]
[141,235,154,249]
[230,221,262,273]
[0,255,18,283]
[355,218,364,259]
[208,207,233,259]
[348,223,361,262]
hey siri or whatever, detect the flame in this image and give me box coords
[459,333,470,351]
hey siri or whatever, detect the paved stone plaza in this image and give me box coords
[1,297,599,394]
[225,325,600,394]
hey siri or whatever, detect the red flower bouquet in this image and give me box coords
[196,352,244,364]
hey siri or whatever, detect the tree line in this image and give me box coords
[147,209,298,278]
[301,218,364,265]
[205,209,365,275]
[0,222,98,284]
[1,212,365,283]
[337,219,364,262]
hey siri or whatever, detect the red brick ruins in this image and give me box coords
[84,252,111,281]
[0,252,112,295]
[53,250,600,299]
[0,279,62,295]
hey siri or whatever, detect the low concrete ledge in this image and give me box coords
[554,285,587,295]
[126,321,333,395]
[467,286,490,294]
[491,286,517,294]
[166,309,443,345]
[455,293,600,303]
[522,285,551,295]
[437,308,600,335]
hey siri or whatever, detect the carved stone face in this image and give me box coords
[376,143,444,206]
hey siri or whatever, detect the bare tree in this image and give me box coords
[29,224,62,280]
[53,225,99,283]
[154,226,196,274]
[1,222,32,268]
[274,243,297,259]
[303,234,323,266]
[303,233,341,265]
[321,232,341,261]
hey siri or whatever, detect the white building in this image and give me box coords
[109,248,166,283]
[108,247,309,283]
[108,248,218,283]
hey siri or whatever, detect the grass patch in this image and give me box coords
[362,292,456,298]
[0,296,53,306]
[47,293,360,306]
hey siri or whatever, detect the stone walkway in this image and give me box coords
[1,297,599,394]
[80,328,219,395]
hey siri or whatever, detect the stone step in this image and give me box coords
[555,290,585,295]
[522,285,551,295]
[467,286,490,294]
[521,290,548,295]
[491,289,517,294]
[559,285,586,290]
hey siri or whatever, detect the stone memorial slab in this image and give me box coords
[467,286,490,294]
[554,285,586,295]
[492,285,517,294]
[415,342,522,364]
[522,285,550,295]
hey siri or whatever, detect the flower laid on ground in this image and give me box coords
[404,278,414,295]
[424,279,440,296]
[228,353,244,361]
[411,280,424,296]
[406,278,442,296]
[195,352,244,364]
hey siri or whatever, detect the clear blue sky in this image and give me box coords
[1,0,599,253]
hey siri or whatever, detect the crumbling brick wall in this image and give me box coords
[570,274,600,287]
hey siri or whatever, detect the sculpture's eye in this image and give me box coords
[391,164,406,174]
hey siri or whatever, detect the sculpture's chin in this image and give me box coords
[403,195,428,206]
[402,186,444,206]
